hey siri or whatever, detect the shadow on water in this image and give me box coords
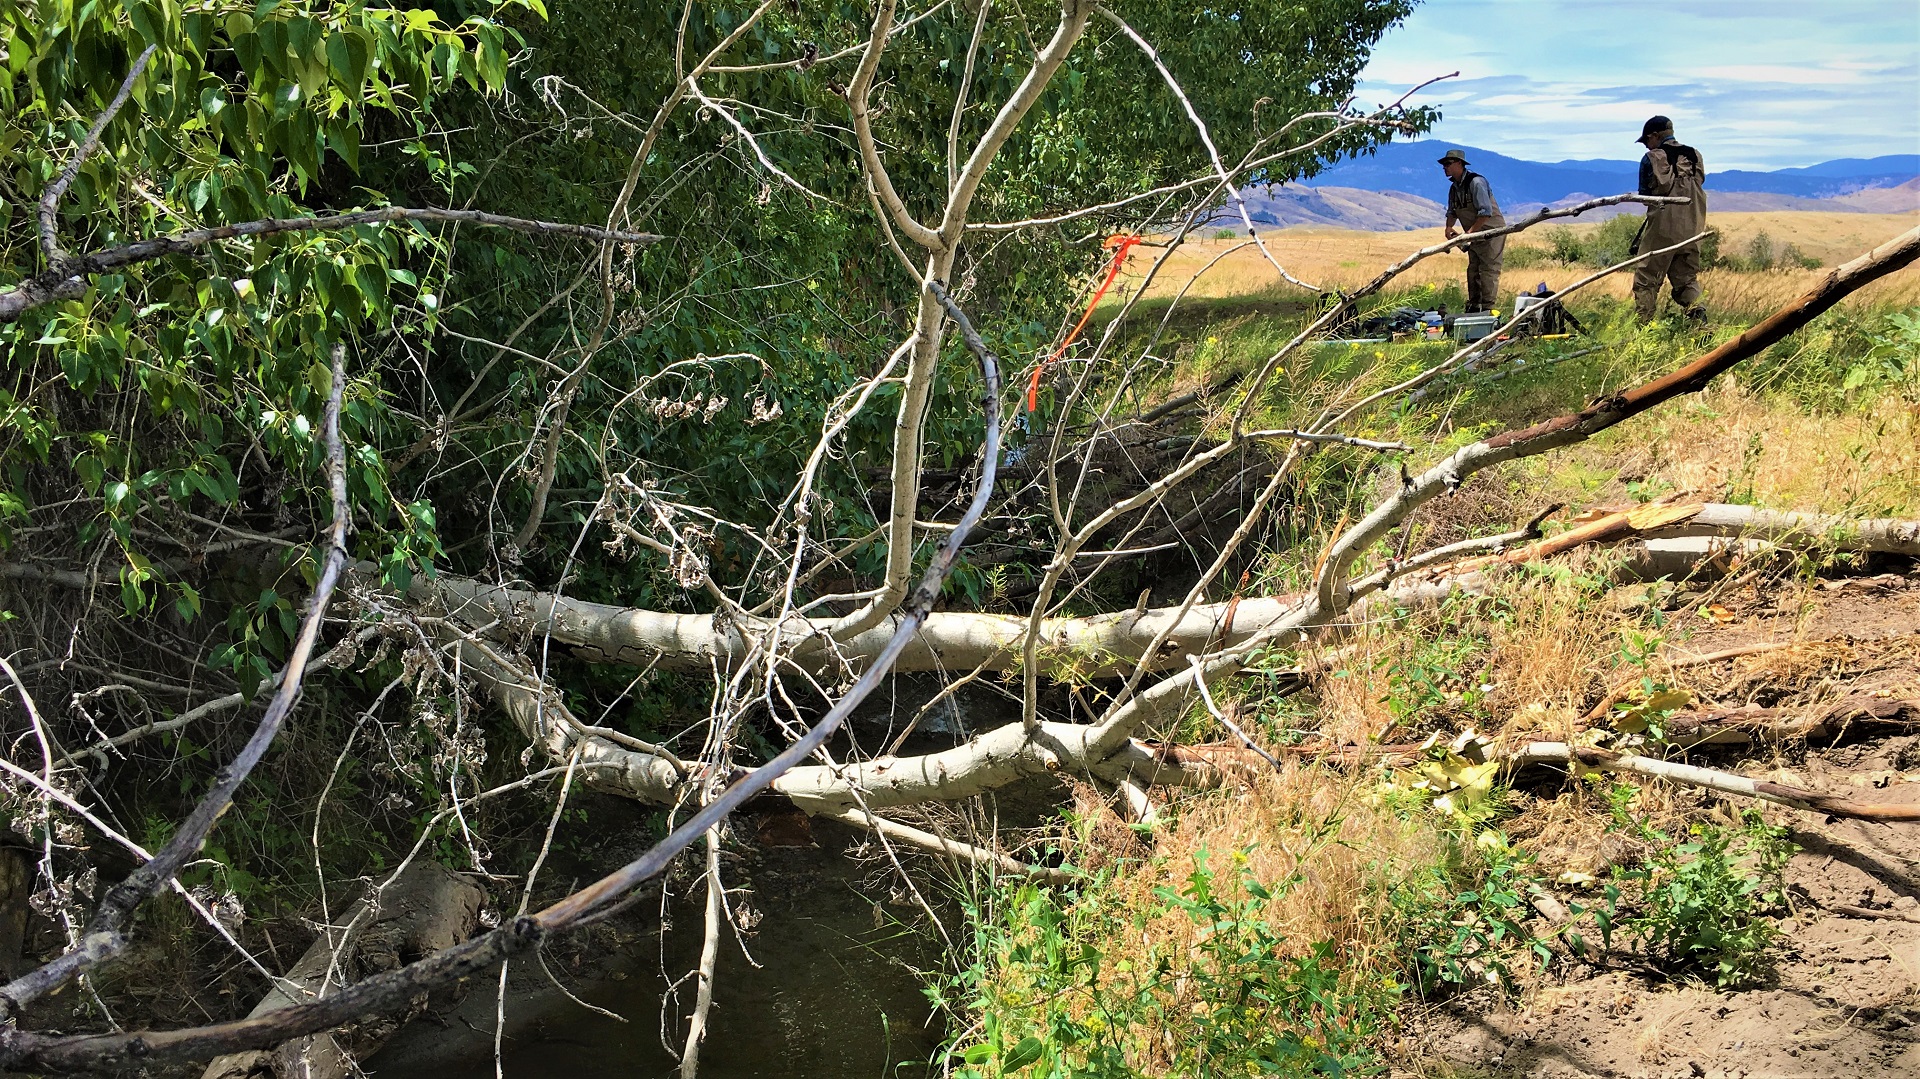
[365,823,947,1079]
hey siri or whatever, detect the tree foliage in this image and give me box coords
[2,0,1425,691]
[0,0,1425,1038]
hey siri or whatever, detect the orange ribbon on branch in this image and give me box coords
[1026,233,1144,412]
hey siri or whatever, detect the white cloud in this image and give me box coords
[1694,64,1873,85]
[1353,0,1920,169]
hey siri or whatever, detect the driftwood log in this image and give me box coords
[201,864,484,1079]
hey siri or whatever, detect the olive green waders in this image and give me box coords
[1447,169,1507,312]
[1635,142,1708,319]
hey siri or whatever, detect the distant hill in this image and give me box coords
[1235,144,1919,231]
[1227,186,1440,231]
[1295,143,1917,201]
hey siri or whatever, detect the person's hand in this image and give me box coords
[1444,224,1458,240]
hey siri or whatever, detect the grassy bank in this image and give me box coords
[931,233,1920,1076]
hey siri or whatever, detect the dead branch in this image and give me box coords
[822,807,1073,884]
[1509,742,1920,823]
[677,831,723,1079]
[1660,696,1920,747]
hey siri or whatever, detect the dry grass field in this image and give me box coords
[1118,210,1920,314]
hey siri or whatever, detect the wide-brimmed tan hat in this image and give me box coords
[1436,148,1470,165]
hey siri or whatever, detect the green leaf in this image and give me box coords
[232,32,263,77]
[127,0,168,47]
[327,30,370,89]
[255,18,289,79]
[183,12,215,55]
[1001,1036,1044,1071]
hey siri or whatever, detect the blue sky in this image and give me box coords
[1351,0,1920,170]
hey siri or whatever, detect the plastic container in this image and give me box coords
[1451,314,1499,341]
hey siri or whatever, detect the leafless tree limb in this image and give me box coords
[37,44,158,261]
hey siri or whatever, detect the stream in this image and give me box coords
[366,829,946,1078]
[365,678,1061,1078]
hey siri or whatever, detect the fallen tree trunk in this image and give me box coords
[200,864,484,1079]
[421,503,1917,678]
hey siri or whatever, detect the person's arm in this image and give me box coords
[1638,153,1656,196]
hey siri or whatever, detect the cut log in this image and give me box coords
[200,863,485,1079]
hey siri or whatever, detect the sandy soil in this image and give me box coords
[1401,572,1920,1079]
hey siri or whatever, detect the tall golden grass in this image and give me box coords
[1121,211,1920,313]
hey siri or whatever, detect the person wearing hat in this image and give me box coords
[1633,115,1708,322]
[1438,148,1506,313]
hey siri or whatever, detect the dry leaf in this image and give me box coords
[1701,603,1736,623]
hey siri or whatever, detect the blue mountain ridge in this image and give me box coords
[1286,143,1918,204]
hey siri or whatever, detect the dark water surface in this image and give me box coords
[368,691,1056,1079]
[366,832,944,1079]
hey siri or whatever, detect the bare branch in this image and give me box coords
[38,44,157,261]
[1095,7,1318,291]
[0,344,353,1018]
[848,0,944,250]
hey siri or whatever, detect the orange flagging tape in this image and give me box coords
[1027,233,1144,412]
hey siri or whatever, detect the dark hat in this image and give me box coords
[1639,115,1674,140]
[1436,148,1470,165]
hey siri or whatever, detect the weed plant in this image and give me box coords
[938,855,1395,1078]
[1611,809,1795,988]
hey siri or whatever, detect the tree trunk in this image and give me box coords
[0,844,31,978]
[200,863,485,1079]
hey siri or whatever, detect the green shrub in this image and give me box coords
[1548,226,1587,265]
[1520,216,1657,269]
[1389,833,1546,996]
[1715,230,1822,272]
[1615,810,1794,987]
[1585,213,1646,268]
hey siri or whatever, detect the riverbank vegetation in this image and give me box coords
[1,2,1917,1077]
[936,288,1920,1075]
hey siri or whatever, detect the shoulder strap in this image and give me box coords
[1661,145,1702,179]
